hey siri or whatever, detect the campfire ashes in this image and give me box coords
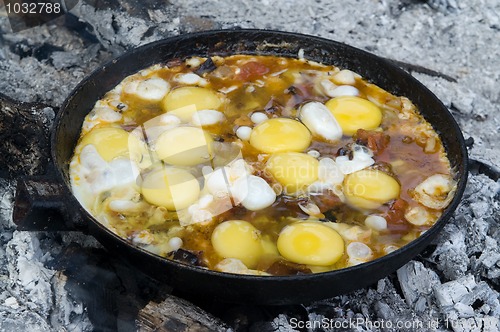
[1,0,499,331]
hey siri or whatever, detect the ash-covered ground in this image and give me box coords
[0,0,499,331]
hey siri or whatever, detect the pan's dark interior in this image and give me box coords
[52,30,468,304]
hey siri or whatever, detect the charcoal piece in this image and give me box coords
[82,0,121,11]
[64,12,99,44]
[9,42,64,61]
[396,261,440,307]
[32,43,65,61]
[465,136,475,148]
[9,41,33,58]
[321,210,337,222]
[194,57,217,75]
[170,249,203,267]
[285,85,298,95]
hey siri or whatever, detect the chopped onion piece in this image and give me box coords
[299,101,342,141]
[175,73,208,86]
[191,109,225,126]
[405,206,432,226]
[347,242,373,260]
[329,85,360,97]
[332,69,356,85]
[168,237,183,251]
[412,174,455,209]
[232,175,276,211]
[250,112,268,124]
[236,126,252,141]
[365,215,387,231]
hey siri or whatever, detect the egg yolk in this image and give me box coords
[212,220,263,268]
[277,222,344,266]
[161,87,222,122]
[266,152,319,193]
[156,126,214,166]
[79,127,144,162]
[344,169,400,209]
[249,118,312,153]
[325,96,382,135]
[141,167,200,211]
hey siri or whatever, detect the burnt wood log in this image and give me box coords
[137,297,227,332]
[0,92,54,178]
[0,93,86,231]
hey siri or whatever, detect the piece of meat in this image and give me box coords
[266,260,312,276]
[310,193,343,213]
[355,129,390,155]
[165,58,183,68]
[384,198,409,224]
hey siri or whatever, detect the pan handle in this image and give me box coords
[0,92,87,232]
[13,168,88,233]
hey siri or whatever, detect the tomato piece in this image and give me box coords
[238,61,270,81]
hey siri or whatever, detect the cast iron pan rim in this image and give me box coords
[51,28,468,281]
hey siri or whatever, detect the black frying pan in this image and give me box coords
[44,29,468,304]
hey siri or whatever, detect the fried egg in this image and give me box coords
[266,152,319,194]
[155,126,214,166]
[344,169,400,209]
[161,87,222,122]
[326,96,382,135]
[70,144,140,211]
[212,220,263,268]
[140,167,200,211]
[277,221,344,266]
[249,118,312,153]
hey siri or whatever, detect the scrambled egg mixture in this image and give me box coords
[70,55,456,276]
